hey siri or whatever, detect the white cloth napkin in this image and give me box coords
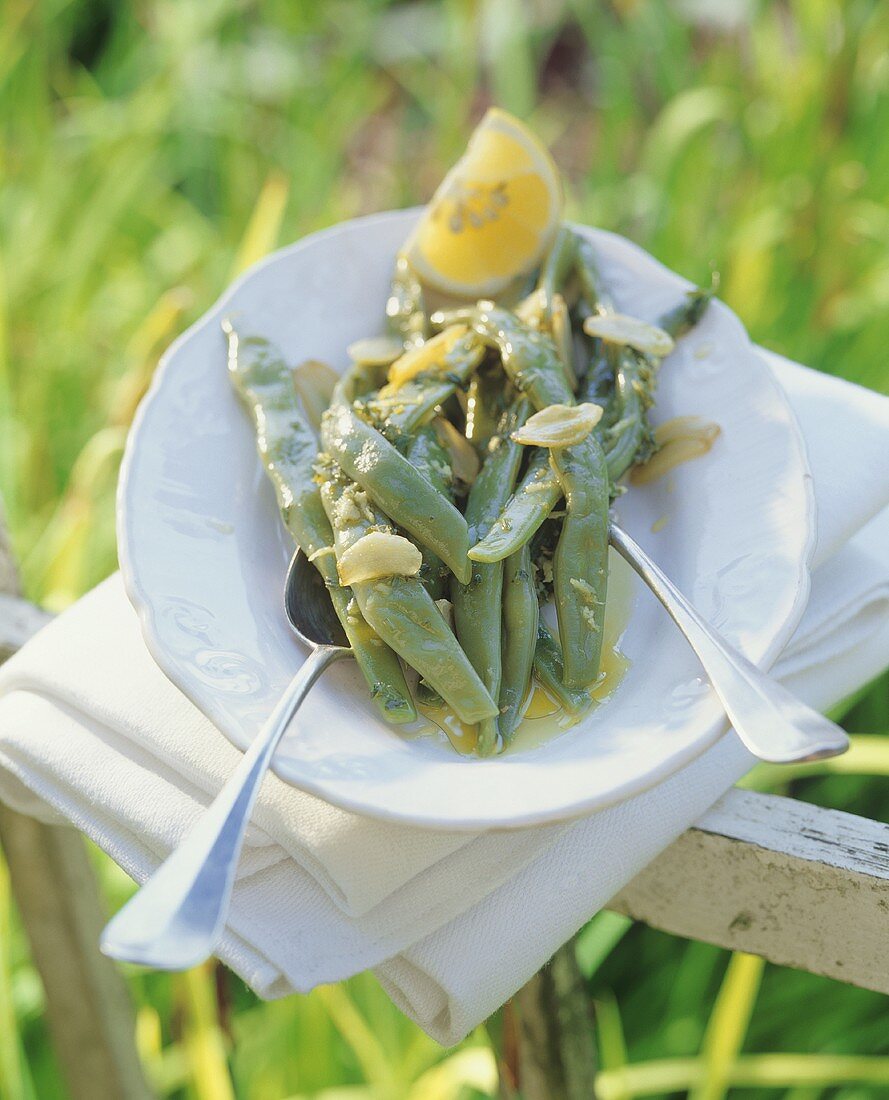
[0,353,887,1047]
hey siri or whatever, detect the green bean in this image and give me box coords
[594,290,712,479]
[451,399,530,755]
[550,431,610,690]
[227,329,327,555]
[533,620,592,715]
[574,238,646,474]
[468,449,557,563]
[576,230,713,340]
[321,402,473,583]
[601,350,657,479]
[225,325,415,724]
[359,334,484,439]
[470,305,574,411]
[465,360,513,454]
[406,425,456,708]
[575,238,714,482]
[469,343,648,566]
[499,541,539,742]
[405,424,453,600]
[386,254,429,348]
[574,235,652,470]
[574,234,613,314]
[537,226,578,316]
[332,357,389,408]
[319,472,498,725]
[578,346,617,418]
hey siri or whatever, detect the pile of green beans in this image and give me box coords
[228,227,712,755]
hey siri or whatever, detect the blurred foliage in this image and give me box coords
[1,0,888,1097]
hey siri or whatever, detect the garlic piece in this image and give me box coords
[387,325,469,387]
[582,313,675,358]
[346,337,405,366]
[337,531,422,586]
[511,402,604,448]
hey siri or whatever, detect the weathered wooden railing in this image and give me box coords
[1,507,887,1099]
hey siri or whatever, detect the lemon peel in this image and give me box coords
[405,108,562,298]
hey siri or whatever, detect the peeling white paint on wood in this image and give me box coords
[611,788,889,993]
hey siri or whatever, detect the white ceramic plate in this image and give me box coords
[118,209,814,830]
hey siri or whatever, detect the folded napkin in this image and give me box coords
[0,353,887,1047]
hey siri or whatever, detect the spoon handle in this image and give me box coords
[100,644,348,969]
[609,522,848,765]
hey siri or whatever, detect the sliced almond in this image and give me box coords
[346,336,405,366]
[582,313,675,358]
[337,531,422,586]
[511,402,603,448]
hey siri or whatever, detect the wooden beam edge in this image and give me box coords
[610,788,889,995]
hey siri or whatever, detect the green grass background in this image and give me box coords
[2,1,888,1097]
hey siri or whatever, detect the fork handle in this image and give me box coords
[609,522,848,764]
[100,644,348,969]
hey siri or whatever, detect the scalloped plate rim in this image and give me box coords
[117,208,815,831]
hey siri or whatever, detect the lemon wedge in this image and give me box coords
[405,108,562,299]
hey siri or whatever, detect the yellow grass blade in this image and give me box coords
[595,992,630,1100]
[177,963,235,1100]
[230,171,290,278]
[313,984,395,1090]
[406,1046,497,1099]
[596,1053,889,1097]
[742,733,889,791]
[689,952,765,1100]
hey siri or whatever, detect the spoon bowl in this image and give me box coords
[285,550,348,649]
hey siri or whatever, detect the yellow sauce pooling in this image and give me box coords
[415,551,634,755]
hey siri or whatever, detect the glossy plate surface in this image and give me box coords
[119,209,814,830]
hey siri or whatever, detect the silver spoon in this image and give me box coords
[609,521,848,763]
[100,549,350,970]
[102,527,848,970]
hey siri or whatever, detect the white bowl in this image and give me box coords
[118,209,814,830]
